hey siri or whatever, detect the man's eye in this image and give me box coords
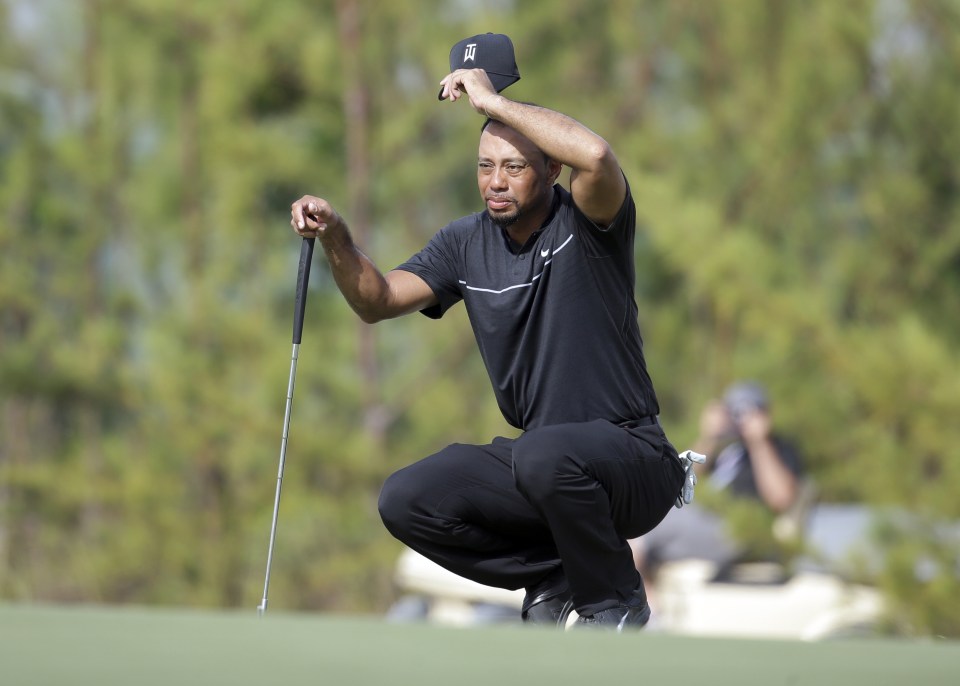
[506,164,524,173]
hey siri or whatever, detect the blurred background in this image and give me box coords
[1,0,958,638]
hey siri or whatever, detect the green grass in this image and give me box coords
[1,604,957,686]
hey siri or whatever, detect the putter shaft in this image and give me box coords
[258,342,300,615]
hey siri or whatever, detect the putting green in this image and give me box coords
[1,604,956,685]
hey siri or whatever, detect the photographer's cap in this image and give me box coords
[723,381,769,420]
[438,33,520,101]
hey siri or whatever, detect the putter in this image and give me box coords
[258,236,315,616]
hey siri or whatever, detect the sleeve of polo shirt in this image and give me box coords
[394,227,463,320]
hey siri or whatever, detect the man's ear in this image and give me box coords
[547,159,563,184]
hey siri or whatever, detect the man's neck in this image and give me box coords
[504,188,557,245]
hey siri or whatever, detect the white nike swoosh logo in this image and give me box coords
[540,248,550,257]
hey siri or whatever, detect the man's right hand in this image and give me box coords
[438,68,498,113]
[290,196,343,239]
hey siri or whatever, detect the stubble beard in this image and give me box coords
[489,206,522,228]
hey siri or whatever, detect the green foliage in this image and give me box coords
[1,0,958,636]
[873,513,960,637]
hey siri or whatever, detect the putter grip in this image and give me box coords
[292,237,315,344]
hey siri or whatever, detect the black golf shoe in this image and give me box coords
[574,583,651,632]
[521,569,574,628]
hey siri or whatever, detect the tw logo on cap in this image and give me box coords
[464,43,477,62]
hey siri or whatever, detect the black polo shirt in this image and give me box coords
[395,182,659,431]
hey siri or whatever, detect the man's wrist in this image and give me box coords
[482,93,506,120]
[319,219,352,249]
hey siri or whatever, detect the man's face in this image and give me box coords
[477,122,557,229]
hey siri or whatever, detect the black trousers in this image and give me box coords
[378,418,685,616]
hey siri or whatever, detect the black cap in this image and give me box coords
[438,33,520,101]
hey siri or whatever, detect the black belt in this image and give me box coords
[618,416,659,429]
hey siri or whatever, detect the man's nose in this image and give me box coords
[490,167,508,189]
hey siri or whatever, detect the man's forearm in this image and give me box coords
[290,196,437,322]
[319,227,392,324]
[482,95,612,172]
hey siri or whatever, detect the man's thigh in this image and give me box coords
[390,437,548,538]
[514,419,683,537]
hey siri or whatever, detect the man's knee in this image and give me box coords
[378,469,417,538]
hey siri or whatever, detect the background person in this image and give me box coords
[630,381,804,583]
